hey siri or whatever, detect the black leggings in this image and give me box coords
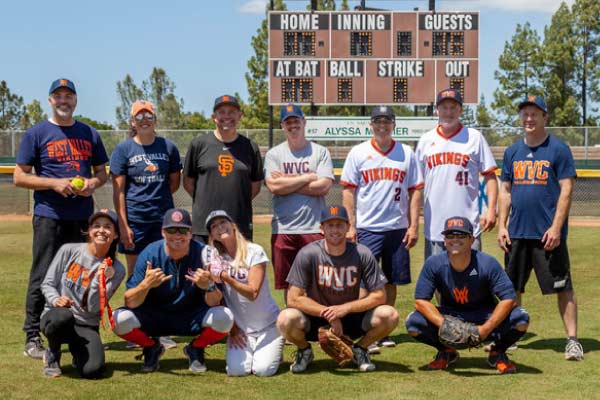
[41,308,105,379]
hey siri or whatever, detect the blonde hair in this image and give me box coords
[208,221,249,275]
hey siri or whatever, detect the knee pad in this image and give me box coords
[112,309,141,336]
[202,306,234,333]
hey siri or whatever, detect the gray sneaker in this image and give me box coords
[565,338,584,361]
[184,344,207,373]
[290,345,314,373]
[160,336,178,349]
[24,337,45,359]
[352,345,376,372]
[43,348,62,378]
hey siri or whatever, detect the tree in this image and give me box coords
[20,100,47,129]
[115,74,143,129]
[0,81,25,130]
[475,95,493,127]
[492,23,543,125]
[74,115,114,130]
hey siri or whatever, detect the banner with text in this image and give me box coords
[305,117,438,140]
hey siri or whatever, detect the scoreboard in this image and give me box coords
[268,11,479,106]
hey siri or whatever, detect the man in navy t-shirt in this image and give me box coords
[497,95,583,361]
[406,216,529,374]
[14,79,109,359]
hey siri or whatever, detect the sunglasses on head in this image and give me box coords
[165,227,190,235]
[134,112,154,121]
[444,232,469,239]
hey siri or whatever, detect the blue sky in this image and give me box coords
[0,0,573,126]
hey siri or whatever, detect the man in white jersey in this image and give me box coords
[416,89,498,259]
[341,106,423,349]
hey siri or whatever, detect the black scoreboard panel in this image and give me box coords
[269,11,479,105]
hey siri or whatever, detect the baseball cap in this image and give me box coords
[49,78,76,95]
[130,100,155,116]
[370,106,395,121]
[205,209,233,231]
[162,208,192,229]
[441,216,473,236]
[320,205,350,224]
[280,104,305,122]
[518,95,547,114]
[436,88,463,106]
[213,95,240,112]
[88,209,119,230]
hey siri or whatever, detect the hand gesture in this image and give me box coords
[185,268,211,289]
[144,261,172,288]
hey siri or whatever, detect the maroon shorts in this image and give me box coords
[271,233,322,289]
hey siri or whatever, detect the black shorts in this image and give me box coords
[505,238,573,295]
[302,309,376,341]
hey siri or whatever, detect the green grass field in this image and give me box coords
[1,221,599,400]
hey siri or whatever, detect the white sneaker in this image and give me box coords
[565,338,584,361]
[367,343,381,355]
[378,336,396,348]
[159,336,177,349]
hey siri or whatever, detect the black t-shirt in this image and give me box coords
[184,132,264,237]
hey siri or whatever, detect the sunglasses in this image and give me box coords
[165,227,190,235]
[134,112,154,121]
[372,117,394,124]
[444,232,469,239]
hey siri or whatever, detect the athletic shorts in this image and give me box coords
[118,221,163,255]
[505,239,573,295]
[299,308,377,341]
[424,235,482,260]
[271,233,322,289]
[127,305,209,337]
[357,228,410,285]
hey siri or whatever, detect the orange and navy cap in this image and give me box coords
[130,100,155,116]
[49,78,76,95]
[436,88,463,106]
[280,103,305,122]
[518,95,547,114]
[320,205,349,224]
[213,94,240,112]
[441,216,473,236]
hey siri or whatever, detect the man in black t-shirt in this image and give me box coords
[183,95,263,241]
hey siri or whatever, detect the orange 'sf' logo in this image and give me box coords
[287,105,294,112]
[453,287,469,304]
[528,95,536,102]
[442,90,456,98]
[60,79,68,86]
[329,206,339,215]
[218,154,235,177]
[223,95,230,102]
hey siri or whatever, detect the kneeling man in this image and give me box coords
[406,216,529,374]
[277,205,399,373]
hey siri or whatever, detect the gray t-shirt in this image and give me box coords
[286,239,387,306]
[264,141,334,234]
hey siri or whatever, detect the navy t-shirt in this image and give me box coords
[414,251,515,311]
[127,239,208,313]
[16,120,109,220]
[110,137,181,223]
[501,135,576,239]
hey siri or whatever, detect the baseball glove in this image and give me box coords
[317,326,354,366]
[438,315,481,350]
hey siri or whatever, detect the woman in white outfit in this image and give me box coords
[204,210,283,377]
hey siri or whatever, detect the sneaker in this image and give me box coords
[378,336,396,348]
[487,351,517,374]
[183,344,207,373]
[565,338,584,361]
[141,341,165,372]
[24,337,45,359]
[160,336,178,350]
[126,341,139,350]
[352,345,376,372]
[427,349,460,370]
[290,345,314,373]
[43,348,62,378]
[367,342,381,355]
[484,341,518,352]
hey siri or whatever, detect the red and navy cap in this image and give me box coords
[321,205,349,224]
[49,78,76,95]
[441,216,473,236]
[436,88,463,106]
[518,95,547,114]
[163,208,192,229]
[213,94,240,112]
[280,104,305,122]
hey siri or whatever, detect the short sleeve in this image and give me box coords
[109,142,127,176]
[167,139,182,173]
[316,146,334,180]
[340,146,360,187]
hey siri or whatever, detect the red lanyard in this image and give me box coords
[99,257,115,330]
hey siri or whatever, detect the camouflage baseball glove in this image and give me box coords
[317,326,354,366]
[438,315,481,350]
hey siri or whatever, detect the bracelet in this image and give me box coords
[206,282,217,292]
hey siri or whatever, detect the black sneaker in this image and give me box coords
[43,348,62,377]
[141,341,165,372]
[183,344,207,373]
[24,337,45,359]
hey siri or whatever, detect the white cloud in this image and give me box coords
[438,0,575,12]
[239,0,267,14]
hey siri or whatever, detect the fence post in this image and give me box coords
[584,127,589,166]
[11,130,15,157]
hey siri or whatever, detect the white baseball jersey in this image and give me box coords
[341,139,423,232]
[416,125,497,241]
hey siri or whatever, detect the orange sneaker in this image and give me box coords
[487,351,517,374]
[427,349,459,370]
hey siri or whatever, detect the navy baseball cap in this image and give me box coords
[280,104,305,122]
[213,94,240,111]
[89,209,119,230]
[370,105,395,121]
[320,205,349,224]
[518,95,547,114]
[49,78,76,95]
[205,209,233,231]
[162,208,192,229]
[441,216,473,236]
[436,88,463,106]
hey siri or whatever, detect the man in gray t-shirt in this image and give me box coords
[264,104,334,302]
[276,205,399,373]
